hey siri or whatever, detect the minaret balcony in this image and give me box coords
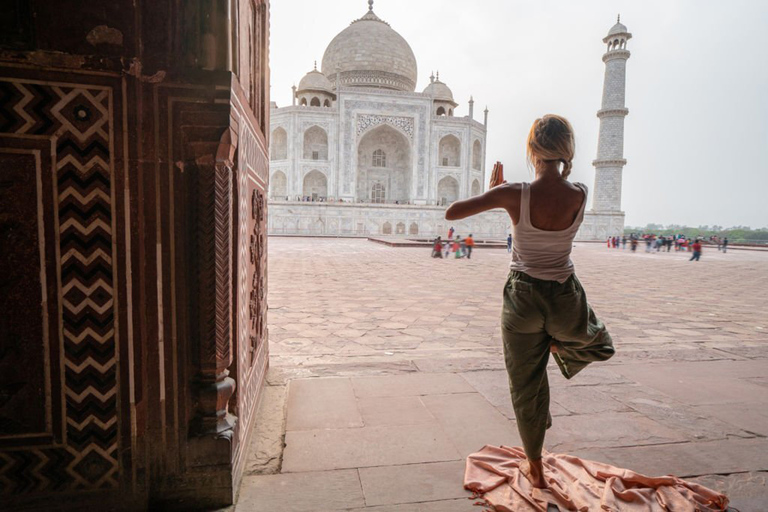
[603,50,631,62]
[597,108,629,118]
[592,158,627,168]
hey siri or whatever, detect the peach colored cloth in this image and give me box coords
[464,445,729,512]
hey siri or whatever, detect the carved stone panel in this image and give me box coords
[0,77,119,492]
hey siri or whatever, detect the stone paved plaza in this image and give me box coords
[236,238,768,511]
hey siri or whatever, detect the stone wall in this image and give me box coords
[269,203,623,241]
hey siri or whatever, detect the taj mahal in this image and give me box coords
[268,1,631,240]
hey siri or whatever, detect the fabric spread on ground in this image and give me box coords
[464,445,729,512]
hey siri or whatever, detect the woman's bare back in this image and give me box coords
[527,178,585,231]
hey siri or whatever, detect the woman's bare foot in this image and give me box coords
[528,458,547,489]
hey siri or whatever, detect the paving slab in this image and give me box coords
[286,377,363,431]
[689,472,768,512]
[615,361,768,406]
[599,438,768,478]
[351,373,474,398]
[357,396,436,427]
[546,411,687,452]
[421,393,522,458]
[237,469,364,511]
[550,386,633,415]
[282,423,461,473]
[691,403,768,437]
[358,461,471,507]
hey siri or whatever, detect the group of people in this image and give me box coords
[606,233,729,261]
[431,227,475,259]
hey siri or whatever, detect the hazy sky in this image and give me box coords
[270,0,768,228]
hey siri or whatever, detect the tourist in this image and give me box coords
[631,236,638,252]
[622,236,627,250]
[690,239,702,261]
[432,236,443,258]
[445,115,614,489]
[723,237,729,253]
[453,236,463,258]
[448,226,455,239]
[465,234,475,259]
[507,234,513,253]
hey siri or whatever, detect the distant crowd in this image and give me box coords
[431,227,476,259]
[607,234,729,261]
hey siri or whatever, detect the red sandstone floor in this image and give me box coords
[233,239,768,511]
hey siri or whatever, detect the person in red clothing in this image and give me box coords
[432,236,444,258]
[689,239,702,261]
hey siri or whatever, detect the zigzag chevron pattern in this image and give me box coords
[0,79,118,493]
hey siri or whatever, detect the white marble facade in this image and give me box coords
[269,2,631,241]
[269,1,494,237]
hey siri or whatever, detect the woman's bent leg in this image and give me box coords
[545,275,615,380]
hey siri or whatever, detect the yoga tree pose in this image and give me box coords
[446,115,615,488]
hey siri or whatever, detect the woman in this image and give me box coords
[446,115,615,488]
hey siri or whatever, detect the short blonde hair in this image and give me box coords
[526,115,576,179]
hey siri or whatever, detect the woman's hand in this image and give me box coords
[490,161,507,189]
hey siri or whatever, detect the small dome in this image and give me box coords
[298,68,334,94]
[321,4,418,92]
[607,21,628,36]
[423,79,455,103]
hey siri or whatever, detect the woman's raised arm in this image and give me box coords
[445,184,517,221]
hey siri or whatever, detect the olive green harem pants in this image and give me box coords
[501,271,615,461]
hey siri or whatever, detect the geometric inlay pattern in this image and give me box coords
[0,78,118,493]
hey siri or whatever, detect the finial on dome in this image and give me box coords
[469,95,474,103]
[313,60,317,71]
[436,70,440,81]
[617,14,620,23]
[430,71,435,83]
[368,0,374,11]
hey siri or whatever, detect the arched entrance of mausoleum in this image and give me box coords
[356,124,412,204]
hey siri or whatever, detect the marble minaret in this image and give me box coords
[592,16,631,217]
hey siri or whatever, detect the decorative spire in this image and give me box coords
[313,60,317,71]
[436,70,440,81]
[369,0,374,11]
[469,95,474,103]
[617,14,620,23]
[430,71,435,83]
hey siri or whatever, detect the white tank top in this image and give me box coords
[509,182,588,283]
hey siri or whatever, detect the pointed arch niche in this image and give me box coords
[271,127,287,160]
[438,176,460,205]
[439,135,461,167]
[302,170,328,200]
[303,126,328,160]
[357,124,412,203]
[270,171,287,199]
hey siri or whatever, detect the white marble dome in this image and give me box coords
[423,80,455,103]
[298,68,333,93]
[321,7,418,92]
[607,20,629,36]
